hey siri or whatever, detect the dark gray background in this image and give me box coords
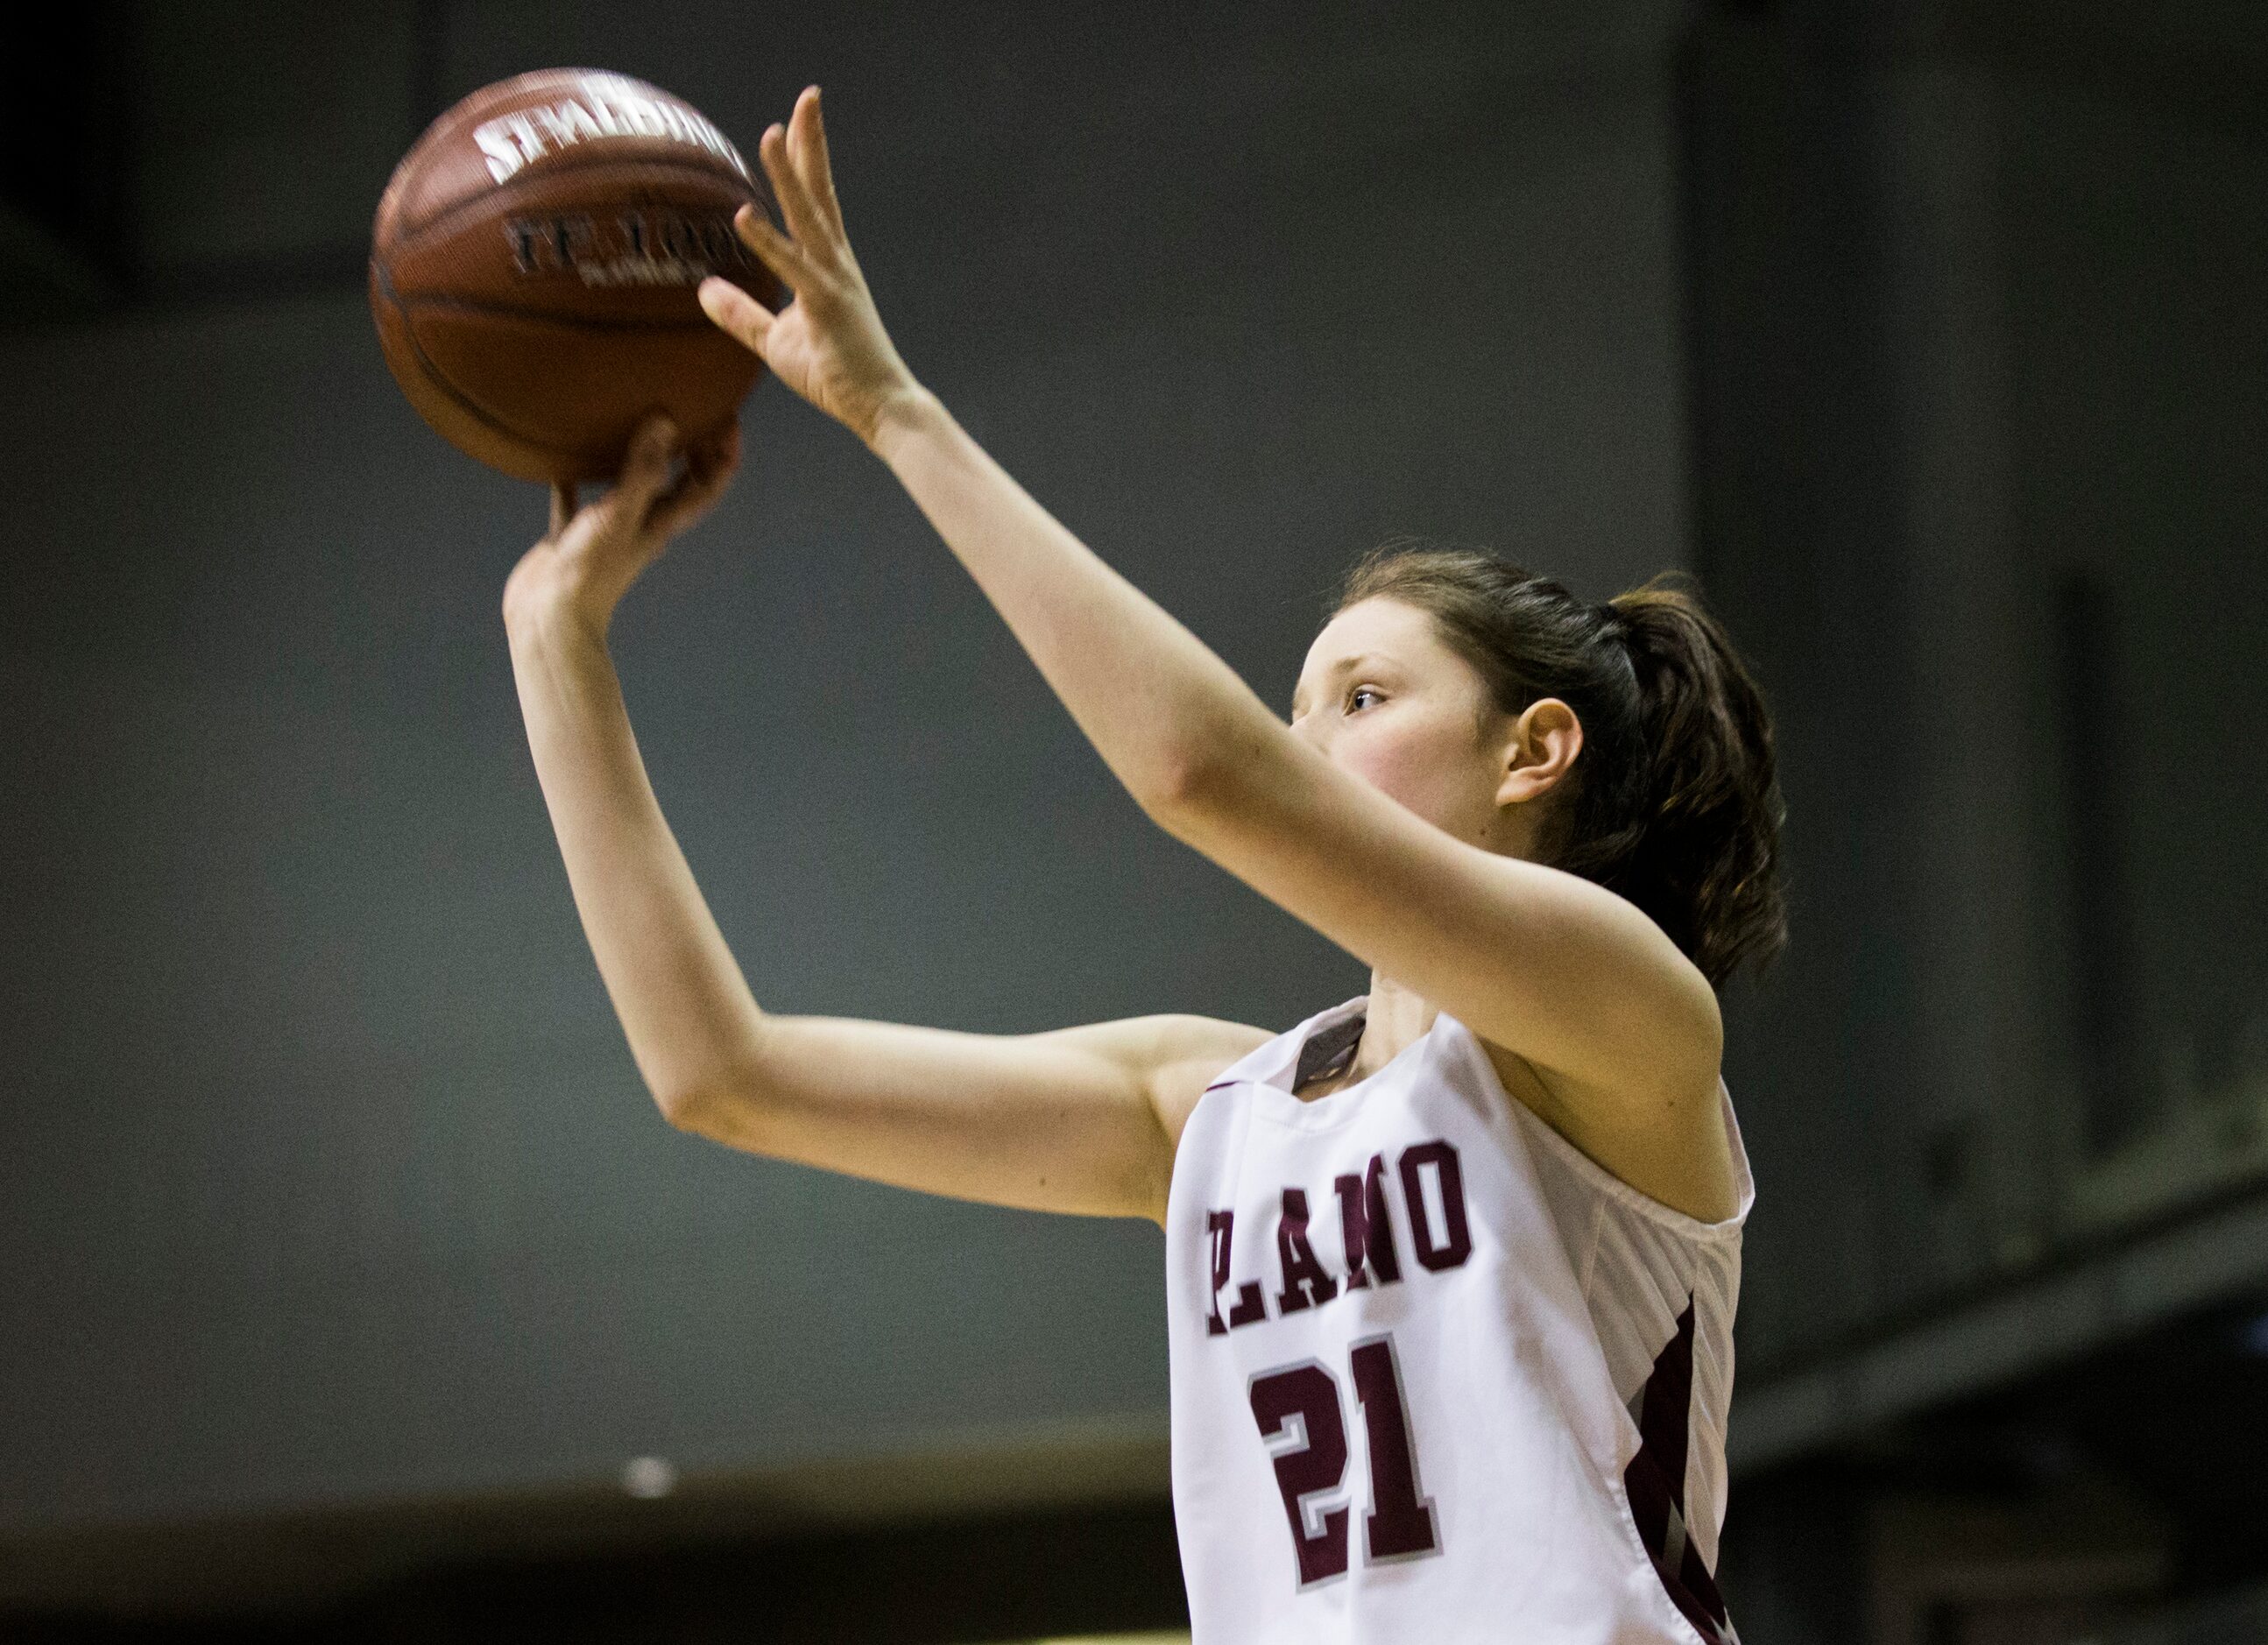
[4,0,2267,1636]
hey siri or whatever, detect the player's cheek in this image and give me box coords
[1346,728,1460,821]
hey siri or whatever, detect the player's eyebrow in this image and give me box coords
[1289,652,1392,718]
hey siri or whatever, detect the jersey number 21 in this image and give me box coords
[1248,1331,1441,1588]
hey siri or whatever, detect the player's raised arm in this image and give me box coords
[700,88,1725,1155]
[498,416,1262,1224]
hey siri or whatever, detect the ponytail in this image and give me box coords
[1331,547,1787,988]
[1597,575,1785,985]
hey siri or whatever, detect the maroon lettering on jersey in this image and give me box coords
[1205,1208,1268,1335]
[1398,1140,1473,1271]
[1249,1361,1353,1588]
[1250,1334,1437,1591]
[1333,1154,1402,1289]
[1275,1188,1340,1314]
[1350,1334,1441,1562]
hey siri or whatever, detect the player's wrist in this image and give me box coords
[862,379,945,459]
[504,578,612,659]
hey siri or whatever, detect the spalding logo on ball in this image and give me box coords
[370,70,784,483]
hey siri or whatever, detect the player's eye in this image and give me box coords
[1346,687,1381,712]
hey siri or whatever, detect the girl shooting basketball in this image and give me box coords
[502,85,1782,1644]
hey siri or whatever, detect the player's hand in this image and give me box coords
[501,413,738,642]
[697,85,922,449]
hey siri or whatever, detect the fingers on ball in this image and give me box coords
[730,205,817,289]
[635,413,678,463]
[698,275,774,349]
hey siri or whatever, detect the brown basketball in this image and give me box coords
[370,69,782,484]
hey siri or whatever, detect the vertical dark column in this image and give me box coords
[2053,571,2143,1154]
[0,0,128,314]
[1672,0,1925,1357]
[1712,1462,1869,1645]
[411,0,452,130]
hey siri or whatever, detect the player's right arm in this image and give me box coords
[501,414,1264,1226]
[680,1011,1268,1224]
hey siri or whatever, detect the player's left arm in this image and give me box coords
[701,87,1727,1213]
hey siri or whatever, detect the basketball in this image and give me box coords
[369,69,782,484]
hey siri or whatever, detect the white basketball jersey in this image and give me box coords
[1164,994,1753,1644]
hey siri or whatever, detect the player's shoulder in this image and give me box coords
[1142,1013,1277,1081]
[1020,1011,1269,1063]
[1144,1014,1275,1149]
[1029,1013,1275,1147]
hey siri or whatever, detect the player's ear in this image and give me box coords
[1496,698,1583,808]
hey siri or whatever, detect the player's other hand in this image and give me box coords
[501,413,738,643]
[698,85,922,449]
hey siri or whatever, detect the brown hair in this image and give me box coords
[1330,541,1786,988]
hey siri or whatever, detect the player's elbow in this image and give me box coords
[1135,731,1268,837]
[651,1061,766,1140]
[654,1081,715,1133]
[655,1082,785,1156]
[1124,739,1209,823]
[651,1026,782,1139]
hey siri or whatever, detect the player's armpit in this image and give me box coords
[1497,1045,1743,1225]
[671,1011,1270,1225]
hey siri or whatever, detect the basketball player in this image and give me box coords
[501,86,1783,1644]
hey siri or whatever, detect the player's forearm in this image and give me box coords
[506,609,767,1119]
[869,388,1285,814]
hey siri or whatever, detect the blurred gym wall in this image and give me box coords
[4,0,2265,1636]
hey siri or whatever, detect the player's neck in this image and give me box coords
[1354,974,1439,1078]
